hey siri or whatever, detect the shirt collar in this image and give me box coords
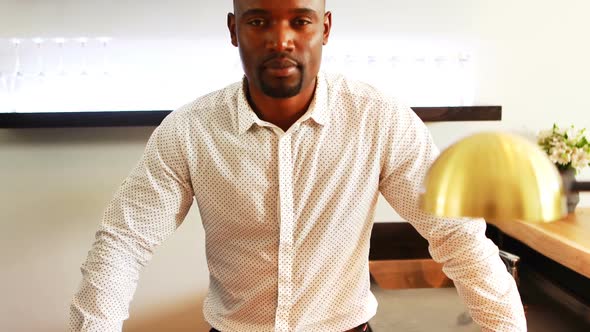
[236,72,330,135]
[236,77,259,134]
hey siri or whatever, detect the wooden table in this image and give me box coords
[492,208,590,279]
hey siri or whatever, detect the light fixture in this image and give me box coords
[420,132,590,223]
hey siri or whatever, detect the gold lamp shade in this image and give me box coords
[420,132,567,223]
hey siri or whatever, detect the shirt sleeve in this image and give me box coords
[69,113,195,332]
[378,103,527,331]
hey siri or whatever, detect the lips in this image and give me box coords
[264,58,298,69]
[262,57,299,77]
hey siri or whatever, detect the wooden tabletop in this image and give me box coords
[492,208,590,279]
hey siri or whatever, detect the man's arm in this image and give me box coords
[69,113,194,331]
[378,104,526,331]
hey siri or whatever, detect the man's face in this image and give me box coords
[229,0,331,98]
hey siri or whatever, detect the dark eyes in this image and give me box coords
[293,18,312,26]
[247,19,266,27]
[245,18,312,27]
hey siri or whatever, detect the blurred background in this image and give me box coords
[1,0,589,331]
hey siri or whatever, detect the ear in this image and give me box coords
[322,11,332,45]
[228,13,238,47]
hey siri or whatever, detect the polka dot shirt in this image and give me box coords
[70,72,526,332]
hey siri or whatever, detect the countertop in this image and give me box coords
[491,207,590,279]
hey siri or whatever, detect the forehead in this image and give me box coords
[233,0,325,15]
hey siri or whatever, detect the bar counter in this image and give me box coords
[491,208,590,279]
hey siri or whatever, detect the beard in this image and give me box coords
[260,77,303,98]
[252,51,305,99]
[257,68,304,98]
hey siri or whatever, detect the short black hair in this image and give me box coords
[232,0,326,12]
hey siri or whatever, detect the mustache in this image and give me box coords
[261,53,300,67]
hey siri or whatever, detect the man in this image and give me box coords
[70,0,526,331]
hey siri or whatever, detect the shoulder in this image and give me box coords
[170,81,242,125]
[322,72,413,122]
[152,81,242,147]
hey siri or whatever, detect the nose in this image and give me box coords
[266,21,294,52]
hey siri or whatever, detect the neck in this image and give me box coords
[246,78,317,132]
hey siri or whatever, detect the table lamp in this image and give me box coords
[420,132,590,223]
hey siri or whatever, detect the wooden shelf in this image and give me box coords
[0,106,501,128]
[414,106,501,122]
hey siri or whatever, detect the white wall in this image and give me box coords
[1,1,590,331]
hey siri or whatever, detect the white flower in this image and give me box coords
[549,145,571,165]
[556,141,571,154]
[571,148,590,170]
[538,124,590,172]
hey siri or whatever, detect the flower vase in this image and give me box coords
[560,168,580,213]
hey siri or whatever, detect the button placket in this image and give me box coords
[274,133,295,332]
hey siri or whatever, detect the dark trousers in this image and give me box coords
[210,322,371,332]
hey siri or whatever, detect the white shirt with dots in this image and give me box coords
[70,72,526,332]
